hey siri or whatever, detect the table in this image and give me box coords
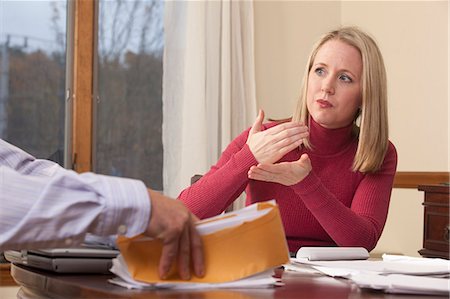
[0,263,17,286]
[10,264,447,299]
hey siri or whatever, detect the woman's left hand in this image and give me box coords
[247,154,312,186]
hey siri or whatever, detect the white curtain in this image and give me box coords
[162,0,257,206]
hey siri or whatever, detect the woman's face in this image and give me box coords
[306,39,363,129]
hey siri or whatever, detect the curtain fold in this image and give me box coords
[163,0,257,204]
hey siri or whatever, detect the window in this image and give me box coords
[1,1,164,190]
[95,0,164,190]
[0,0,67,164]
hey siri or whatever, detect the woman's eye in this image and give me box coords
[339,74,353,83]
[314,68,325,76]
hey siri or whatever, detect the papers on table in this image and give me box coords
[109,201,289,289]
[350,273,449,295]
[109,255,281,290]
[286,252,450,295]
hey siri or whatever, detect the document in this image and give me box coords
[350,273,449,295]
[290,258,450,276]
[285,253,450,295]
[112,200,289,287]
[109,255,281,290]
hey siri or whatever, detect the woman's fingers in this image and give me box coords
[265,121,307,137]
[248,155,312,186]
[248,109,265,136]
[247,112,309,165]
[248,164,279,181]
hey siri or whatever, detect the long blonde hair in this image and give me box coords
[293,26,389,173]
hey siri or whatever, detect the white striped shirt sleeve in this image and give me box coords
[0,139,150,251]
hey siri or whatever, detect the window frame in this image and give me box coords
[66,0,95,172]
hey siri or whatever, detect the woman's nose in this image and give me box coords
[321,79,335,95]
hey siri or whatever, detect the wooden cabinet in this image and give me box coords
[418,184,449,259]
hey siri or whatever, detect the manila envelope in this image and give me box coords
[116,201,289,283]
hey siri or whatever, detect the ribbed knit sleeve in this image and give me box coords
[178,128,258,218]
[292,142,398,251]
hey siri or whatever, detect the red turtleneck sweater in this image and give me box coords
[179,118,397,252]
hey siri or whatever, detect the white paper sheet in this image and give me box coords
[108,255,281,290]
[290,256,450,276]
[350,273,450,295]
[286,254,450,295]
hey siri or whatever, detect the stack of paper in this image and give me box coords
[109,255,281,290]
[286,252,450,295]
[109,201,289,289]
[350,273,448,295]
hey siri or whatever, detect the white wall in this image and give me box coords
[254,0,449,257]
[254,1,341,120]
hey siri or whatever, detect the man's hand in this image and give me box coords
[248,153,312,186]
[246,110,309,164]
[145,189,204,280]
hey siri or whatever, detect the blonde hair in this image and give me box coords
[293,26,388,173]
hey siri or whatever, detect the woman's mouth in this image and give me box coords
[316,99,333,108]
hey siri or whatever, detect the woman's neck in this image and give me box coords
[308,117,355,155]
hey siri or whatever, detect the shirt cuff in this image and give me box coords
[94,175,150,238]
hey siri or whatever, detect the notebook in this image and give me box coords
[4,247,119,274]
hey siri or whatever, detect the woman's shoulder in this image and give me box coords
[386,140,397,157]
[381,140,398,171]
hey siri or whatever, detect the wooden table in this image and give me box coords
[0,263,17,286]
[9,264,447,299]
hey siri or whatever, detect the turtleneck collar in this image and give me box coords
[307,117,356,156]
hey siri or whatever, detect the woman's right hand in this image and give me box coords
[246,110,309,164]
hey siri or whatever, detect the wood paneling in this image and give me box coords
[393,172,450,189]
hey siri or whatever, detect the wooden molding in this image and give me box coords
[72,0,95,172]
[393,171,450,189]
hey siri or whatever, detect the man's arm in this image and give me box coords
[0,138,59,176]
[0,165,151,250]
[0,139,204,279]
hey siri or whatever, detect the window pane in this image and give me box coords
[96,0,164,190]
[0,0,67,164]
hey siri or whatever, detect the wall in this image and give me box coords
[253,1,341,120]
[254,0,449,257]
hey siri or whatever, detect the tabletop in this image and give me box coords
[10,263,447,299]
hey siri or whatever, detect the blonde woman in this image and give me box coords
[179,26,397,254]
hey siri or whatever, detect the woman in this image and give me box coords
[179,26,397,253]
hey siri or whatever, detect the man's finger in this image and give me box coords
[177,227,191,280]
[190,220,205,278]
[158,234,179,279]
